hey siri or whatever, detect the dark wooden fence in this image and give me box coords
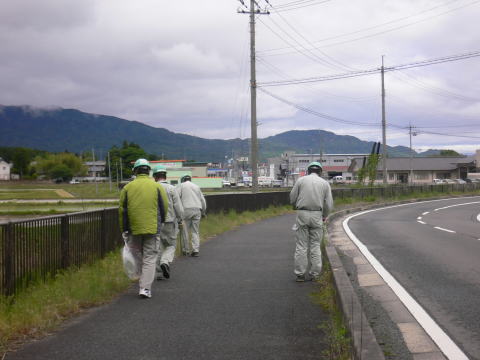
[1,183,479,296]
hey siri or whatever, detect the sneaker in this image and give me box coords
[156,274,164,281]
[191,251,199,257]
[139,288,151,298]
[296,275,305,282]
[160,263,170,279]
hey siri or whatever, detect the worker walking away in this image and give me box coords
[176,175,206,257]
[290,161,333,282]
[152,165,184,280]
[119,159,168,298]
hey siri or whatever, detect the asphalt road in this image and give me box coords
[347,196,480,360]
[6,213,328,360]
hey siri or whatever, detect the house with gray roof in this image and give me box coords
[376,156,476,184]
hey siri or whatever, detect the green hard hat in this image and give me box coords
[132,158,151,170]
[307,161,322,170]
[152,164,167,175]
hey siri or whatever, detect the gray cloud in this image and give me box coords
[1,0,479,153]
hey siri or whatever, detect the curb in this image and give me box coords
[323,195,479,360]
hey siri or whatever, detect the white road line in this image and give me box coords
[477,214,480,223]
[433,201,480,212]
[417,216,422,220]
[422,211,430,215]
[434,226,456,234]
[343,200,472,360]
[417,221,426,225]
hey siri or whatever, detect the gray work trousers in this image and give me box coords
[293,210,324,277]
[183,208,202,253]
[127,233,158,290]
[156,222,177,274]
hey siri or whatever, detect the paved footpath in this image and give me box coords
[6,214,328,360]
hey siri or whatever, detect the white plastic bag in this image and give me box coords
[121,232,141,280]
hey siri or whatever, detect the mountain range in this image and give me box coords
[0,105,429,162]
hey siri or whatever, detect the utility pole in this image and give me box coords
[119,158,123,183]
[381,56,388,184]
[107,151,112,192]
[238,0,269,194]
[408,124,416,185]
[92,147,98,195]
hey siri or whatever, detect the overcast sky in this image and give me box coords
[2,0,480,154]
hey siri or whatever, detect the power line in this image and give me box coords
[389,70,480,102]
[272,0,332,12]
[258,17,346,71]
[259,87,382,126]
[259,87,480,136]
[258,50,480,86]
[268,3,356,71]
[257,56,378,102]
[259,0,480,55]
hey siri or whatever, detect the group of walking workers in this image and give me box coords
[119,159,206,299]
[118,157,332,298]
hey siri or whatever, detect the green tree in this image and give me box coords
[439,149,461,157]
[34,153,87,181]
[108,141,150,180]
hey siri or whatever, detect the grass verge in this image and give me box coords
[0,204,294,357]
[311,262,352,360]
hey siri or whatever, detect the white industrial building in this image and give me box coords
[0,157,12,180]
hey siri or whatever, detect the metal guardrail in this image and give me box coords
[1,184,479,296]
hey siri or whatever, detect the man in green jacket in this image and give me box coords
[119,158,169,298]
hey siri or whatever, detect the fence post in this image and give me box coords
[4,222,15,296]
[61,215,70,269]
[101,209,107,258]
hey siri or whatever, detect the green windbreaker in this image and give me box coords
[119,174,169,235]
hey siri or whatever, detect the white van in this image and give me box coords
[332,176,344,184]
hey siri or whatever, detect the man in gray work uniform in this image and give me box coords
[177,175,206,257]
[152,165,184,280]
[290,161,333,282]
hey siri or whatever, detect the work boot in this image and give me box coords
[160,263,170,279]
[295,275,305,282]
[191,251,199,257]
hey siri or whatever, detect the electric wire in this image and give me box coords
[258,50,480,86]
[273,0,332,13]
[258,87,383,126]
[268,3,356,71]
[260,0,480,55]
[257,56,377,101]
[257,17,348,71]
[389,70,480,102]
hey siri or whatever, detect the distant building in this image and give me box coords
[0,157,12,180]
[150,160,222,188]
[376,156,476,184]
[85,161,106,177]
[279,152,368,185]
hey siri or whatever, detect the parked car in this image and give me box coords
[222,180,231,187]
[433,179,445,184]
[444,179,456,184]
[454,179,466,184]
[69,179,80,184]
[465,178,473,183]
